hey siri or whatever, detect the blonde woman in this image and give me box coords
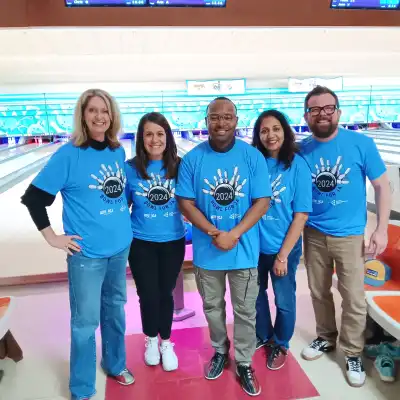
[21,89,134,400]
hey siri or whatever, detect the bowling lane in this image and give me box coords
[120,139,135,159]
[0,143,42,162]
[0,142,64,180]
[175,137,198,153]
[194,135,209,142]
[295,129,400,164]
[366,132,400,143]
[0,143,10,150]
[368,129,400,136]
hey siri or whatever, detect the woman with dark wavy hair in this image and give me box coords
[252,109,312,370]
[125,112,185,372]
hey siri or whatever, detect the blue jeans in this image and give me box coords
[255,239,302,349]
[67,246,129,399]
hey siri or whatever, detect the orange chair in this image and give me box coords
[0,296,23,383]
[365,224,400,340]
[331,223,400,340]
[373,223,400,291]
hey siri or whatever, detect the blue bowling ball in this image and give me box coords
[185,221,192,243]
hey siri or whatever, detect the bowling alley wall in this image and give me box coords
[1,84,400,285]
[1,86,400,138]
[1,0,400,28]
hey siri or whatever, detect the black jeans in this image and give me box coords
[128,237,186,339]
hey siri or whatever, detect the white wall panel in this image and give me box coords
[0,27,399,87]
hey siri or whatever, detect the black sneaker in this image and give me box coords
[236,364,261,396]
[256,337,269,350]
[301,336,336,361]
[267,345,288,370]
[204,352,229,380]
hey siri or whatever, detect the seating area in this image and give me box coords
[0,296,23,383]
[332,221,400,340]
[366,291,400,341]
[365,223,400,341]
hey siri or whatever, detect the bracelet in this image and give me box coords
[276,254,287,263]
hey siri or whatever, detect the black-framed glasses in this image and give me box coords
[207,114,236,123]
[307,105,337,117]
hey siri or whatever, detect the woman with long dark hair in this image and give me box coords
[125,112,185,372]
[252,109,312,370]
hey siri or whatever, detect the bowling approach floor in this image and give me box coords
[1,253,400,399]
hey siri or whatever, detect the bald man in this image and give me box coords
[176,97,271,396]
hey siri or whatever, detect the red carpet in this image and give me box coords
[105,326,319,400]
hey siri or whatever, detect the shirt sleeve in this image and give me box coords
[175,155,195,200]
[124,161,133,206]
[20,184,56,231]
[293,156,313,213]
[32,145,71,196]
[364,137,386,181]
[251,152,272,200]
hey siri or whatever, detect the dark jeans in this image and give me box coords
[128,237,185,340]
[255,238,302,349]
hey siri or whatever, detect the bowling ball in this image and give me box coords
[147,186,170,206]
[214,183,235,206]
[185,221,192,243]
[315,171,337,193]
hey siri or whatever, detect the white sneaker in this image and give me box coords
[301,337,336,361]
[160,340,178,372]
[144,336,160,366]
[345,356,366,387]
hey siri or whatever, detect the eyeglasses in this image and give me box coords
[207,114,236,123]
[307,105,337,117]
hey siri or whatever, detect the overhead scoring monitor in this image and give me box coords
[148,0,226,6]
[330,0,399,9]
[65,1,146,6]
[65,0,226,6]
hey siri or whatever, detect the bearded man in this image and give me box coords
[298,85,391,388]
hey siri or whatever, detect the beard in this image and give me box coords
[309,118,338,139]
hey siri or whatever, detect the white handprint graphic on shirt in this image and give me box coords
[312,156,351,193]
[270,174,286,206]
[203,166,246,206]
[135,173,175,206]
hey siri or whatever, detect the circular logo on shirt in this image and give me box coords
[203,166,247,207]
[135,173,175,206]
[315,171,337,193]
[103,176,124,198]
[214,183,235,206]
[312,156,351,194]
[147,186,171,206]
[88,162,126,200]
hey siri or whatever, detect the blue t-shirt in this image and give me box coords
[32,142,133,258]
[175,139,272,270]
[260,154,313,254]
[299,128,386,236]
[125,159,185,242]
